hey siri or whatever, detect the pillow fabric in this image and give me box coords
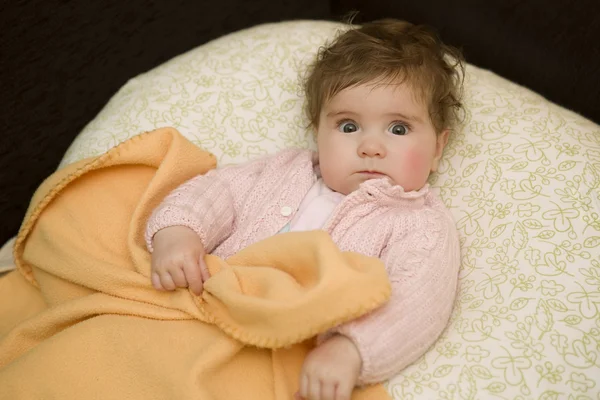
[61,21,600,398]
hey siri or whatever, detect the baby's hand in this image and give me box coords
[296,335,362,400]
[150,226,209,295]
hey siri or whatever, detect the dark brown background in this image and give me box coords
[1,0,599,245]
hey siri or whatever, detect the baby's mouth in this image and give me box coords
[357,170,387,178]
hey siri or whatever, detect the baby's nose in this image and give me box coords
[358,137,386,157]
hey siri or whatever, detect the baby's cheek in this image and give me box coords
[403,149,430,175]
[398,149,432,190]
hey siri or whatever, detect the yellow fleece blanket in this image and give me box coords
[0,128,392,400]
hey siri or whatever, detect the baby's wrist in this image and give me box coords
[154,225,195,240]
[327,334,362,366]
[156,225,193,234]
[152,226,204,250]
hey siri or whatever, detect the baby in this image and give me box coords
[145,19,464,400]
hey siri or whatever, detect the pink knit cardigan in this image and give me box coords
[146,148,461,384]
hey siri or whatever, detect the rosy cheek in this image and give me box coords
[392,149,430,190]
[404,149,429,173]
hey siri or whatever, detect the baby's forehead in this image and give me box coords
[322,81,431,116]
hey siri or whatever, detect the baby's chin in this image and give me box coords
[363,176,427,193]
[337,176,395,195]
[328,177,427,195]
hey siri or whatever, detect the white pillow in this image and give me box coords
[61,20,600,399]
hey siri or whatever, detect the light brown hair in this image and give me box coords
[304,19,465,134]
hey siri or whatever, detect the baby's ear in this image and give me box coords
[431,129,450,172]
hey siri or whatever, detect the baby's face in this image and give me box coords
[316,81,448,195]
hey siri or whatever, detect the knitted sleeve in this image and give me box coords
[144,155,272,254]
[329,210,460,385]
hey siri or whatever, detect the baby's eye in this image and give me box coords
[389,123,408,136]
[338,121,359,133]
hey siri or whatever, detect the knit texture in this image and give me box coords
[146,148,462,384]
[0,128,392,400]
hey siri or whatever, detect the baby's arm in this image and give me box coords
[145,154,276,292]
[146,168,235,255]
[145,169,238,294]
[323,212,460,385]
[145,152,277,253]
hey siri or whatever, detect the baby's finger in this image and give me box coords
[198,255,210,282]
[335,381,352,400]
[299,373,309,399]
[151,272,164,291]
[159,272,176,290]
[169,267,188,288]
[308,378,321,400]
[320,381,336,400]
[183,259,204,295]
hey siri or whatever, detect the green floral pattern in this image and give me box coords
[59,21,600,399]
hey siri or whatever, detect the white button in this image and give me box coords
[280,206,293,217]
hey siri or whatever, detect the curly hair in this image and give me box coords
[304,19,465,134]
